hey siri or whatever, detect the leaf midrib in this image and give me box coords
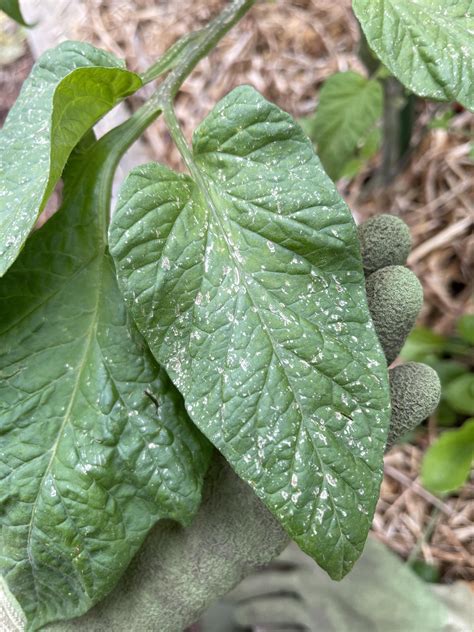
[25,253,104,601]
[185,170,363,553]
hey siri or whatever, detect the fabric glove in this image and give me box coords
[199,539,453,632]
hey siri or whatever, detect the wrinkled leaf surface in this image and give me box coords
[0,41,142,276]
[353,0,474,110]
[0,137,211,630]
[110,86,391,579]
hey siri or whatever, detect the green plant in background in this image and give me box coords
[0,0,471,631]
[401,315,474,495]
[401,315,474,425]
[421,419,474,495]
[299,70,383,180]
[301,1,474,182]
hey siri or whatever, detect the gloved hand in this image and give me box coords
[200,539,451,632]
[1,215,440,632]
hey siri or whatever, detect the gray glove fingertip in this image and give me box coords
[366,265,423,365]
[358,214,411,274]
[387,362,441,449]
[235,596,311,629]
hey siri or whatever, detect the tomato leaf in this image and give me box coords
[0,0,29,26]
[421,420,474,494]
[302,71,382,180]
[457,314,474,345]
[110,86,391,580]
[0,41,142,277]
[353,0,474,111]
[445,374,474,416]
[0,136,211,630]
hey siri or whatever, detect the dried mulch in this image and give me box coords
[0,14,32,125]
[3,0,472,583]
[346,109,474,334]
[375,442,473,582]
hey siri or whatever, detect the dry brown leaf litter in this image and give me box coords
[375,443,473,582]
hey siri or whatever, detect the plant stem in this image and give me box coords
[406,507,441,566]
[98,0,256,161]
[162,104,196,175]
[378,77,416,185]
[87,0,255,227]
[157,0,255,104]
[358,26,380,77]
[141,31,205,85]
[162,104,217,215]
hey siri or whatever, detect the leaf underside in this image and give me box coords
[0,139,211,630]
[110,86,391,580]
[307,71,382,180]
[353,0,474,111]
[0,41,142,277]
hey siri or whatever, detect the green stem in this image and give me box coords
[98,0,255,162]
[141,30,205,84]
[163,103,221,222]
[162,105,198,180]
[377,77,416,185]
[406,507,440,566]
[157,0,255,103]
[89,0,255,224]
[358,26,380,77]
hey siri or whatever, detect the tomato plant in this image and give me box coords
[302,1,473,181]
[0,1,470,630]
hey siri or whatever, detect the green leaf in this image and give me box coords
[457,314,474,345]
[428,108,455,131]
[428,359,468,388]
[435,400,458,428]
[352,0,474,111]
[0,41,142,277]
[444,373,474,415]
[110,86,391,580]
[306,71,383,180]
[339,127,382,179]
[0,0,29,26]
[400,327,448,362]
[0,136,211,630]
[409,560,440,583]
[421,420,474,494]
